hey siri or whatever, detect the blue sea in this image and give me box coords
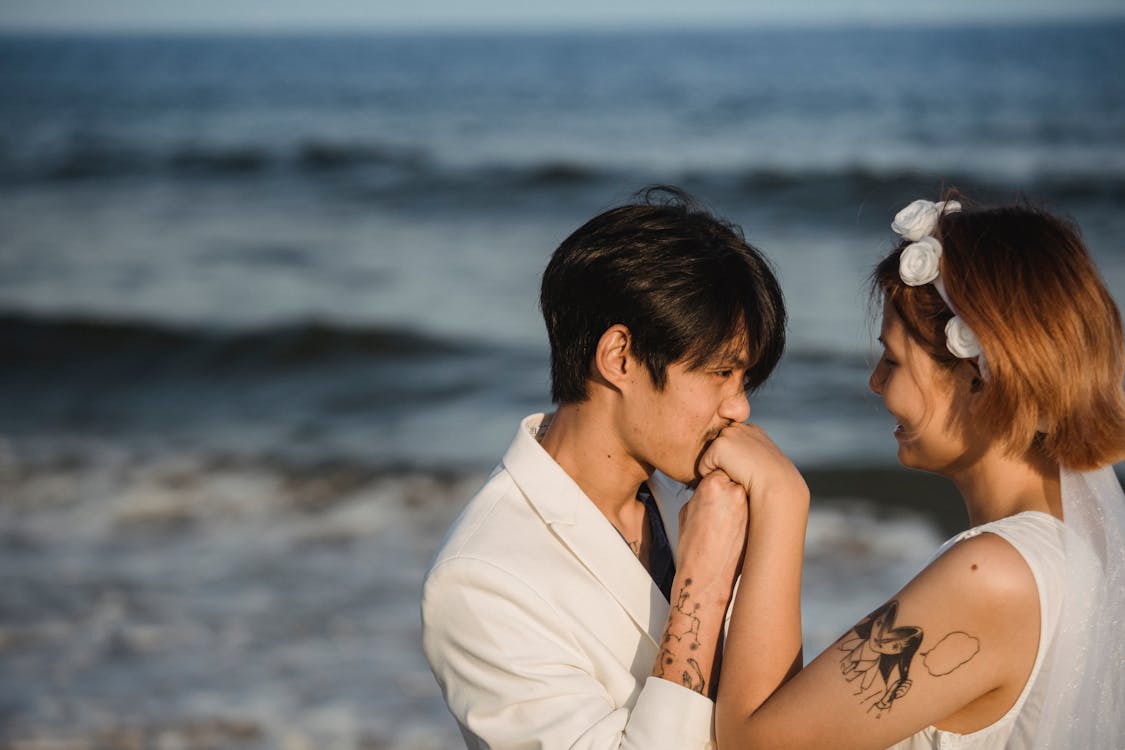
[1,22,1123,748]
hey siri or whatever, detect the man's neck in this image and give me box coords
[538,402,650,525]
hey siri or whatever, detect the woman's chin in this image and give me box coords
[895,445,924,471]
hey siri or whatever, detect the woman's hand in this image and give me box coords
[698,422,809,508]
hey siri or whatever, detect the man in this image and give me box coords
[421,188,786,748]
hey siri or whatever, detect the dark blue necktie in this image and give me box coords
[636,482,676,601]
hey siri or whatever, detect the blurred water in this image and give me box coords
[1,24,1123,470]
[1,22,1123,748]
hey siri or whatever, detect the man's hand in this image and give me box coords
[676,470,748,595]
[653,471,747,697]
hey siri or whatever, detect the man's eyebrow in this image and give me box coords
[714,353,751,369]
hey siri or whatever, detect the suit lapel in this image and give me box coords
[503,415,670,646]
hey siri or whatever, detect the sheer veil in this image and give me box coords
[1033,464,1125,748]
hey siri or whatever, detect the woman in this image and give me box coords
[704,197,1125,748]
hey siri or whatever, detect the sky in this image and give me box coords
[1,0,1124,32]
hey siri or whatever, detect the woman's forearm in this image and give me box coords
[716,487,808,745]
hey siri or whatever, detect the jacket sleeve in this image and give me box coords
[421,555,715,749]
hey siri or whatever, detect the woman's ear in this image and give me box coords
[957,358,985,395]
[593,324,632,391]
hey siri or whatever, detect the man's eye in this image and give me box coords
[716,370,733,378]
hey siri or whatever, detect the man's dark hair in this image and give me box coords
[540,186,786,404]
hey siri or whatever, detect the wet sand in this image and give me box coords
[806,464,1125,539]
[805,466,966,538]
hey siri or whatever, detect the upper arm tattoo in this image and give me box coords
[837,600,980,716]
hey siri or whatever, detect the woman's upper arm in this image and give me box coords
[727,532,1040,750]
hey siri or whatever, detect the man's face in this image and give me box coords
[620,345,752,484]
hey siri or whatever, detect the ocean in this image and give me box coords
[1,21,1123,748]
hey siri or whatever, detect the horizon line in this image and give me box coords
[2,11,1125,37]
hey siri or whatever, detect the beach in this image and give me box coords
[0,448,969,749]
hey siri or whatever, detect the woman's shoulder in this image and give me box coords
[917,518,1047,619]
[936,512,1064,589]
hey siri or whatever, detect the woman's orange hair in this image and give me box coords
[873,195,1125,470]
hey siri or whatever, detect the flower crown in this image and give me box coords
[892,199,989,379]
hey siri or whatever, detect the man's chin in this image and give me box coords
[672,465,706,488]
[653,442,715,487]
[649,466,698,488]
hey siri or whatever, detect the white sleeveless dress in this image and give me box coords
[887,511,1066,750]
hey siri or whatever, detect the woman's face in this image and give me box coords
[868,303,980,474]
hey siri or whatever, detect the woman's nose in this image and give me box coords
[869,363,885,396]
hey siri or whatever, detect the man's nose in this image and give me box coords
[720,389,751,424]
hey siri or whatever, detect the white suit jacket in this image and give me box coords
[422,414,716,749]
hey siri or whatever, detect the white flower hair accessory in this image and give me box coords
[892,199,989,377]
[892,199,962,241]
[898,236,943,286]
[944,316,981,359]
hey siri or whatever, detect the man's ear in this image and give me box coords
[593,324,633,391]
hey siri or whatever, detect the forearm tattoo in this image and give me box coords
[838,600,980,716]
[655,578,706,693]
